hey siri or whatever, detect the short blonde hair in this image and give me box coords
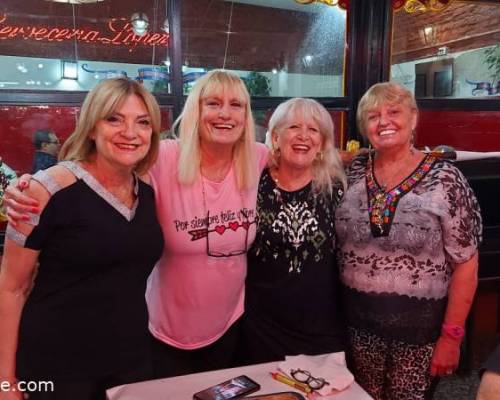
[175,70,258,189]
[356,81,418,135]
[266,98,346,194]
[59,78,161,175]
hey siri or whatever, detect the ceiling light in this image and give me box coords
[62,60,78,80]
[162,18,170,34]
[130,12,149,36]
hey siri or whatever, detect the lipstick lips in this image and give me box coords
[212,123,235,129]
[114,143,141,151]
[291,144,311,152]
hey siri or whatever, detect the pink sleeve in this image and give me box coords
[148,139,178,191]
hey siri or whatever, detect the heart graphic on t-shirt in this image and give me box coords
[215,225,226,235]
[242,221,250,230]
[229,221,239,231]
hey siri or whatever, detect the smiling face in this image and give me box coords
[199,88,247,149]
[364,100,417,153]
[273,113,324,172]
[91,94,152,172]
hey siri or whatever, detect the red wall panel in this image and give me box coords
[416,110,500,152]
[0,105,173,175]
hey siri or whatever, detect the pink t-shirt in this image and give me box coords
[146,140,268,349]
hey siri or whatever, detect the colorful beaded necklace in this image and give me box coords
[366,152,437,237]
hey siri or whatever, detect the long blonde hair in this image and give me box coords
[60,78,161,175]
[266,98,346,194]
[175,70,258,189]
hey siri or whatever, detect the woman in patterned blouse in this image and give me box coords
[240,98,347,364]
[335,82,482,400]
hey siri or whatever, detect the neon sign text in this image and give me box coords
[0,14,168,52]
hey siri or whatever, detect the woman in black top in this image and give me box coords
[0,78,164,400]
[241,98,347,364]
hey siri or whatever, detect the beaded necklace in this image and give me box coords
[366,153,437,237]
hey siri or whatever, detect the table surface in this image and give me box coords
[106,360,373,400]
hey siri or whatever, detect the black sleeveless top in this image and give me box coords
[13,162,164,380]
[243,168,346,363]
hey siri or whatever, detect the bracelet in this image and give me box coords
[441,323,465,341]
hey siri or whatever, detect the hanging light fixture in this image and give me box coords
[130,12,149,36]
[161,18,170,34]
[45,0,105,4]
[420,25,437,46]
[162,0,169,33]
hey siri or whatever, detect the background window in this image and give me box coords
[181,0,347,97]
[0,0,171,93]
[391,1,500,98]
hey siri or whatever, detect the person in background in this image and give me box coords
[240,98,347,364]
[476,344,500,400]
[31,130,60,173]
[0,78,164,400]
[335,82,482,399]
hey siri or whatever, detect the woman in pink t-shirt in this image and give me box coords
[146,70,268,377]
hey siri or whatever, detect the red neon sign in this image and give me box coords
[0,14,168,52]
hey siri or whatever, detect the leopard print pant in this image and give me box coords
[348,327,435,400]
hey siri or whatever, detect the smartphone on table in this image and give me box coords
[193,375,261,400]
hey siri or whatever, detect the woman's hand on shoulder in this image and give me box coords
[339,148,370,166]
[3,174,38,227]
[4,165,73,227]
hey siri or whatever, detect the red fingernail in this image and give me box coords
[31,207,39,213]
[20,181,28,188]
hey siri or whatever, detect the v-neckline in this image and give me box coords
[60,161,139,222]
[365,153,437,237]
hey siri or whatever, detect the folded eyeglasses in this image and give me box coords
[290,368,330,391]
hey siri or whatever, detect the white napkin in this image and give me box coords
[278,352,354,396]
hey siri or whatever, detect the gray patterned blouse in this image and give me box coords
[335,154,482,344]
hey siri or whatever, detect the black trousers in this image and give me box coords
[150,319,241,379]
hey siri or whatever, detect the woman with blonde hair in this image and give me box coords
[145,70,268,377]
[335,82,481,399]
[0,77,164,399]
[241,98,347,364]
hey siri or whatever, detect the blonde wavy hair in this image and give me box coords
[175,70,258,189]
[59,77,161,175]
[266,98,346,194]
